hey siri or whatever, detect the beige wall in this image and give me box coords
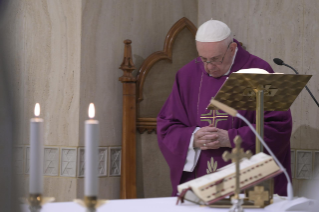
[4,0,317,202]
[2,0,197,201]
[79,0,197,199]
[79,0,197,147]
[198,0,319,197]
[3,0,82,202]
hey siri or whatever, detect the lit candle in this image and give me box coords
[29,103,44,194]
[85,103,99,196]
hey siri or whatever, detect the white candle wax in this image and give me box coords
[29,117,44,194]
[85,119,99,196]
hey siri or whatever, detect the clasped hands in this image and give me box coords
[194,125,231,150]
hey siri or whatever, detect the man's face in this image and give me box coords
[196,41,237,78]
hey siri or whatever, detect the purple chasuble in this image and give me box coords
[157,40,292,197]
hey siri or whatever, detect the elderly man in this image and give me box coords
[157,20,292,196]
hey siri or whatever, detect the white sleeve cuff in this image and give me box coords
[183,127,201,172]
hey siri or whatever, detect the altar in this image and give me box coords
[20,197,272,212]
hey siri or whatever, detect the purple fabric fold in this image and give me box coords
[157,39,292,196]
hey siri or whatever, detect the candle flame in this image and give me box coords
[88,103,95,118]
[34,103,40,117]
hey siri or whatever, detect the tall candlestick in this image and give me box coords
[30,103,44,194]
[85,103,99,196]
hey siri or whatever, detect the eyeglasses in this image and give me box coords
[196,42,233,65]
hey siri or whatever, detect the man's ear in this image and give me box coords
[230,42,237,52]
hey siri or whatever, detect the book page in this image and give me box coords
[178,153,280,203]
[236,68,283,74]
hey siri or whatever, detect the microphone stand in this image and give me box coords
[282,62,319,107]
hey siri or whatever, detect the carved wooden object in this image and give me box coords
[136,17,197,102]
[119,39,137,199]
[137,118,157,134]
[119,17,197,199]
[135,17,197,134]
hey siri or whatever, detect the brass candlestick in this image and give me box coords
[223,135,252,212]
[74,196,108,212]
[27,194,55,212]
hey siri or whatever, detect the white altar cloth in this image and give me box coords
[20,197,279,212]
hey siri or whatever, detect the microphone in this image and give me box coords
[210,99,294,200]
[273,58,319,107]
[273,58,284,66]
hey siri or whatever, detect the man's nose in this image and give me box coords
[205,62,217,69]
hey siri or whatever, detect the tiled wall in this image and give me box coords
[14,145,121,200]
[14,146,121,178]
[291,149,319,180]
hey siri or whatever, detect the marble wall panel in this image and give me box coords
[3,0,199,202]
[79,0,198,147]
[76,177,120,200]
[28,0,81,147]
[296,150,312,179]
[78,148,85,177]
[296,179,319,199]
[109,147,121,176]
[44,147,59,176]
[3,0,82,147]
[43,177,78,202]
[60,148,77,177]
[13,146,24,175]
[136,133,171,198]
[98,147,108,177]
[301,0,319,150]
[313,152,319,180]
[77,147,108,177]
[291,149,295,178]
[25,146,30,174]
[292,179,299,198]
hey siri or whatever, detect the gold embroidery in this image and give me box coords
[200,110,228,126]
[206,157,218,174]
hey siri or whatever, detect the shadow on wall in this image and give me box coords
[291,124,319,150]
[136,133,172,198]
[0,0,20,211]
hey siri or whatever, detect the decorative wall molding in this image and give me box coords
[291,149,295,178]
[17,146,319,180]
[109,147,121,176]
[296,150,312,179]
[98,147,108,176]
[60,148,77,177]
[13,146,24,175]
[25,146,30,174]
[78,148,85,177]
[78,147,108,177]
[44,147,59,176]
[313,151,319,179]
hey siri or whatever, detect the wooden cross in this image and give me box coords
[248,186,269,207]
[222,135,252,199]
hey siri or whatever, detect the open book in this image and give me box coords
[177,152,282,205]
[236,68,283,74]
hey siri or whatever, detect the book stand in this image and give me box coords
[208,73,311,153]
[206,72,311,208]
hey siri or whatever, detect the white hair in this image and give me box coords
[222,33,233,47]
